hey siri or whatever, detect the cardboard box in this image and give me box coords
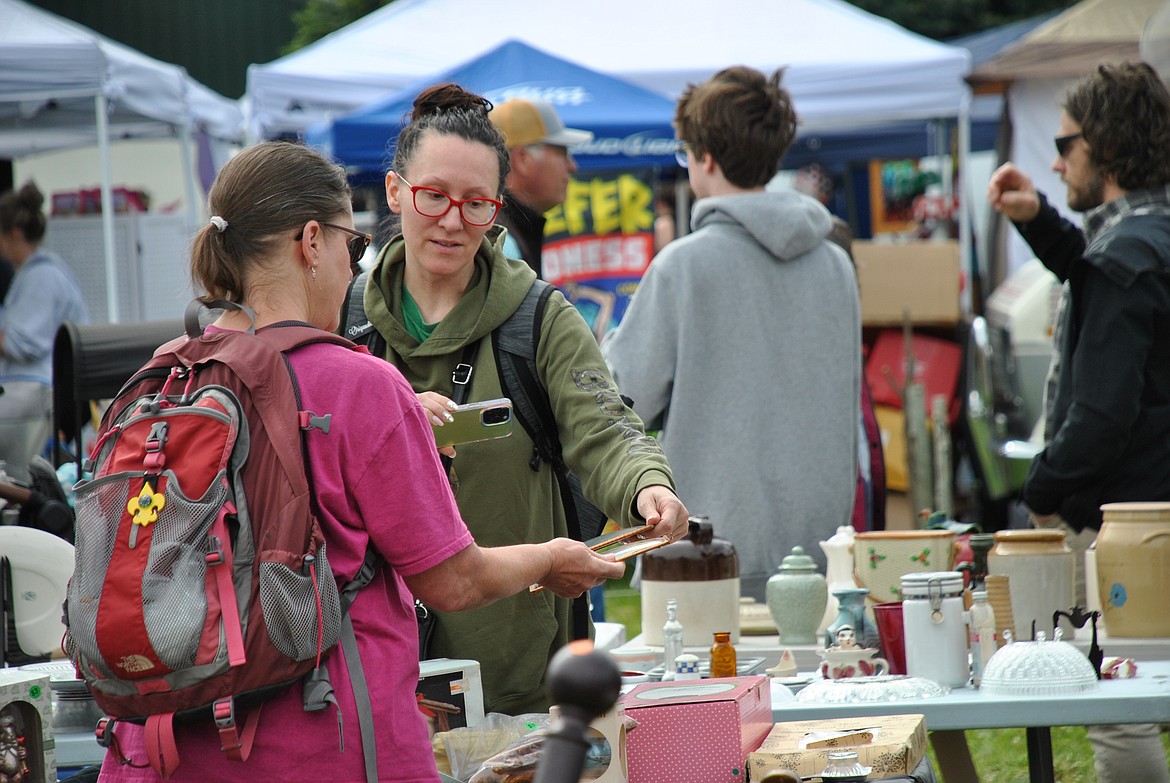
[854,240,961,326]
[0,669,56,783]
[747,713,927,780]
[623,676,772,783]
[417,658,484,735]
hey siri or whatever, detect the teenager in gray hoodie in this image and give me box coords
[603,66,861,600]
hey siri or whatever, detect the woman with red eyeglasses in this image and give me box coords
[347,83,689,716]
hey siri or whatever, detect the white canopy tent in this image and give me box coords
[247,0,974,294]
[0,0,244,322]
[247,0,970,138]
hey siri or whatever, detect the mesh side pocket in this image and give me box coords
[259,543,342,661]
[141,477,229,670]
[67,473,139,677]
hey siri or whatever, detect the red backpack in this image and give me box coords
[65,303,380,780]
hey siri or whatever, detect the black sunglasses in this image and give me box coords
[320,221,372,266]
[1054,132,1082,158]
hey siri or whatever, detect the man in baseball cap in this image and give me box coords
[490,98,593,276]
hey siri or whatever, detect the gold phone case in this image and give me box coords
[432,398,514,448]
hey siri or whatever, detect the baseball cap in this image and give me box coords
[489,98,594,149]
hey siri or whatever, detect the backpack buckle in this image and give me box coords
[205,535,224,566]
[95,716,116,747]
[452,363,473,386]
[212,697,235,730]
[145,421,169,453]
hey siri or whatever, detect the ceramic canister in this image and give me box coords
[901,571,968,687]
[640,517,740,645]
[1097,502,1170,637]
[987,529,1075,640]
[852,530,957,604]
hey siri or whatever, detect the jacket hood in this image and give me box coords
[364,226,537,359]
[691,190,832,261]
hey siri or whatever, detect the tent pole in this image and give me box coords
[95,93,119,324]
[958,93,974,317]
[179,122,199,229]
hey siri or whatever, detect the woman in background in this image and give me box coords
[0,182,87,481]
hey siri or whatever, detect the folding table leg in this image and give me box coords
[1025,726,1056,783]
[929,729,980,783]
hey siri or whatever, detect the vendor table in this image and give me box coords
[771,660,1170,783]
[624,628,1170,673]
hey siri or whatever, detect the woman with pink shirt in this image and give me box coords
[95,140,623,783]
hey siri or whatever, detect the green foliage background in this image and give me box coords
[284,0,394,53]
[848,0,1079,41]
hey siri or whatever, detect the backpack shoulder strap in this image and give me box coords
[494,279,561,471]
[340,271,386,356]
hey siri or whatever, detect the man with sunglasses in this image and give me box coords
[489,98,592,277]
[988,61,1170,783]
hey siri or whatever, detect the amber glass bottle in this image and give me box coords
[710,631,737,678]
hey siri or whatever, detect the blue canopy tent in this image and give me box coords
[306,40,679,177]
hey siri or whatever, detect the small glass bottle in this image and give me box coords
[968,590,997,688]
[663,599,685,676]
[709,631,736,678]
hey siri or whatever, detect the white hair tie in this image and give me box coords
[209,216,228,232]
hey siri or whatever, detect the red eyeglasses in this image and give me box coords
[397,174,502,226]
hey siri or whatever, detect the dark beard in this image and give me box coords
[1068,172,1106,212]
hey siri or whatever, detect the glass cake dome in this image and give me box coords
[980,629,1100,697]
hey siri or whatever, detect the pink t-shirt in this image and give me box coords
[99,338,473,783]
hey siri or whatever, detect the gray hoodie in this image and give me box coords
[603,189,861,599]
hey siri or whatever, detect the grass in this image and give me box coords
[600,567,641,640]
[601,575,1170,783]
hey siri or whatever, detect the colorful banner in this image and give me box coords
[542,168,657,340]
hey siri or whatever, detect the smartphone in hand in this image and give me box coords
[433,398,514,448]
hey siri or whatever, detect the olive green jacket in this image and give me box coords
[363,228,674,713]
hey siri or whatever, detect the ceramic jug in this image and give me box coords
[766,546,828,644]
[640,516,740,644]
[987,529,1075,640]
[818,525,856,634]
[1097,502,1170,637]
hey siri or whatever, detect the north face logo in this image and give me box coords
[116,654,157,674]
